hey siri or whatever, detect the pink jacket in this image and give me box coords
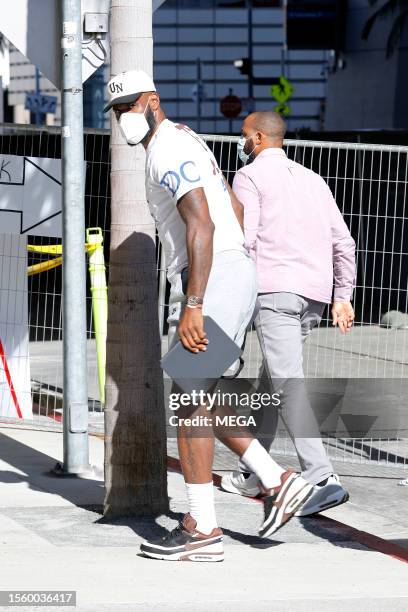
[232,148,356,304]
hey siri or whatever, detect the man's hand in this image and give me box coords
[331,301,354,334]
[178,307,209,353]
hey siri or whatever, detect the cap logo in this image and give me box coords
[110,82,123,94]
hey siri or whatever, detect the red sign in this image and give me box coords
[220,94,242,119]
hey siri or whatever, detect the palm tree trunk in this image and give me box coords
[104,0,169,517]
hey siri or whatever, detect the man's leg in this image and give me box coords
[255,292,333,485]
[254,299,325,457]
[295,298,335,484]
[177,395,312,540]
[233,362,278,482]
[176,399,217,536]
[177,397,287,533]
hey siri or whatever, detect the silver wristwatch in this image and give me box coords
[186,295,203,308]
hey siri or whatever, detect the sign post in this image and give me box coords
[57,0,90,476]
[220,90,242,132]
[24,66,57,123]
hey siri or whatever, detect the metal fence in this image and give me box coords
[0,124,110,431]
[0,123,407,471]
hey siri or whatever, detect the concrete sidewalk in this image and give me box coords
[0,425,407,612]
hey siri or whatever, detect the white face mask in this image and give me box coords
[237,135,257,165]
[118,98,151,145]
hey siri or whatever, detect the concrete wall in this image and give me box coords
[325,0,407,130]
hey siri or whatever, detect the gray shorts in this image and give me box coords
[167,250,257,363]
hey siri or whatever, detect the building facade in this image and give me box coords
[4,0,329,133]
[325,0,408,130]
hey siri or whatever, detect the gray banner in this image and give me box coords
[0,591,76,607]
[162,378,408,438]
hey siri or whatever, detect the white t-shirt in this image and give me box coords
[145,119,245,282]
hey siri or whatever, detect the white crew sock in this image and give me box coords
[185,482,218,535]
[241,439,285,490]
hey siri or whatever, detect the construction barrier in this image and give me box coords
[0,123,407,473]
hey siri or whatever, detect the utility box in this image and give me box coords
[84,12,108,33]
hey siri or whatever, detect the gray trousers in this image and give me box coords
[245,292,334,485]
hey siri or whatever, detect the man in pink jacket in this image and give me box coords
[221,111,356,515]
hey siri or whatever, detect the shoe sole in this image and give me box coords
[140,541,224,562]
[294,491,350,517]
[260,475,313,538]
[220,478,261,498]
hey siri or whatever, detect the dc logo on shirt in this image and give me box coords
[160,161,201,197]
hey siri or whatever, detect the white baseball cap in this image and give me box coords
[104,70,156,112]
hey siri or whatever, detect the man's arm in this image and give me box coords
[232,171,261,259]
[224,177,244,230]
[326,183,356,333]
[177,187,215,353]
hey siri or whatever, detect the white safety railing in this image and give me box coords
[0,123,407,471]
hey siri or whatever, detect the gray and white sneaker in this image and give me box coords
[220,471,262,498]
[259,470,313,538]
[294,474,349,517]
[140,514,224,562]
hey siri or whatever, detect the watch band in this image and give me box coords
[186,295,203,308]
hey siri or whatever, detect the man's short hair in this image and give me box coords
[250,111,286,142]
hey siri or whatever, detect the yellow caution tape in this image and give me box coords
[27,243,98,256]
[27,244,62,255]
[27,256,63,277]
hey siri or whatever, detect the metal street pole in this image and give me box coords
[56,0,90,475]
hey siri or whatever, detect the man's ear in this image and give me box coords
[150,92,161,111]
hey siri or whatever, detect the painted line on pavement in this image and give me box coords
[166,455,408,565]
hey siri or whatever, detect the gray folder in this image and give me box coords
[161,316,242,394]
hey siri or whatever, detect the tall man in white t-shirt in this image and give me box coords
[104,70,313,562]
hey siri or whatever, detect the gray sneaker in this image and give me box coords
[294,474,349,517]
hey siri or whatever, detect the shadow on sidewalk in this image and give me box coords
[0,430,104,506]
[1,430,374,554]
[296,516,370,550]
[94,503,283,549]
[0,430,276,548]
